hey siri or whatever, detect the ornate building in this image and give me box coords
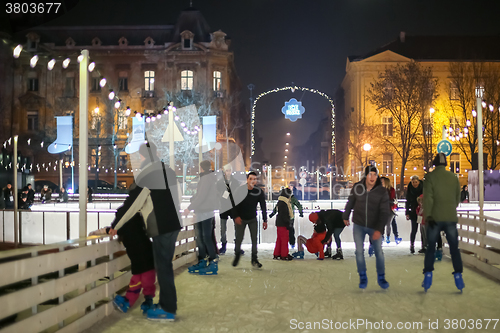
[0,8,250,190]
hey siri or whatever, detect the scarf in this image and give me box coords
[278,195,294,220]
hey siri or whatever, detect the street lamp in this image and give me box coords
[363,143,372,166]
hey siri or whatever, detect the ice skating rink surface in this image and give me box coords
[84,241,500,333]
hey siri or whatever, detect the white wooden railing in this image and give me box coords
[0,227,196,333]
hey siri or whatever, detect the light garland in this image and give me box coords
[251,86,335,157]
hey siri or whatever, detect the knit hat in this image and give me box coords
[433,153,447,167]
[309,212,318,223]
[364,165,379,177]
[280,188,291,198]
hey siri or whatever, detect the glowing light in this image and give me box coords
[482,101,487,108]
[174,116,180,121]
[146,117,151,123]
[472,110,477,117]
[13,44,22,58]
[429,107,435,114]
[114,100,121,108]
[30,55,39,68]
[100,78,107,87]
[180,122,186,127]
[77,55,84,63]
[466,120,471,127]
[108,91,115,100]
[47,59,56,70]
[286,132,290,136]
[363,143,372,151]
[489,104,494,112]
[94,107,99,114]
[125,107,131,116]
[135,112,142,119]
[88,62,95,72]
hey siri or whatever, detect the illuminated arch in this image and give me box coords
[251,85,335,157]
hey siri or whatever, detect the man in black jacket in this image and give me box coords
[110,142,182,322]
[309,209,345,260]
[406,175,424,254]
[230,171,268,268]
[343,165,391,290]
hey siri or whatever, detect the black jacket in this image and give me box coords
[275,200,291,227]
[112,204,155,275]
[316,209,345,243]
[405,180,423,219]
[230,185,267,222]
[27,189,35,205]
[342,178,391,233]
[460,190,469,203]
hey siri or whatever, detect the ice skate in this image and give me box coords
[199,260,218,275]
[418,248,426,254]
[377,273,389,289]
[251,258,263,268]
[291,251,304,259]
[359,271,368,289]
[395,237,402,245]
[422,272,433,292]
[140,297,154,316]
[410,245,415,254]
[219,243,227,255]
[147,305,175,322]
[232,253,241,267]
[273,255,281,260]
[332,248,343,260]
[435,249,443,261]
[324,247,332,258]
[113,295,130,313]
[188,259,207,273]
[385,236,390,244]
[454,272,465,293]
[281,254,294,261]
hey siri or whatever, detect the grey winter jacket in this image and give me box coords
[342,178,392,233]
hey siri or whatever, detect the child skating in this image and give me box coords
[292,214,328,260]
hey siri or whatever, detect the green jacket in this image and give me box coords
[270,195,303,221]
[423,166,460,223]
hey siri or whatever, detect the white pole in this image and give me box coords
[13,135,18,247]
[393,173,397,198]
[59,159,63,190]
[79,50,89,239]
[198,124,203,170]
[330,171,333,200]
[316,169,319,200]
[269,165,272,201]
[169,105,175,169]
[477,97,484,218]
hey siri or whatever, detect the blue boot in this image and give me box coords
[359,271,368,289]
[435,249,443,261]
[377,273,389,289]
[140,297,154,316]
[454,272,465,293]
[385,236,390,244]
[147,305,175,322]
[422,272,432,292]
[368,244,374,257]
[188,259,207,273]
[395,237,402,245]
[292,251,304,259]
[113,295,130,313]
[199,260,218,275]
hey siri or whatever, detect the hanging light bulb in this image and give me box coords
[30,55,39,68]
[174,116,180,121]
[94,106,99,114]
[114,100,121,108]
[163,108,168,114]
[183,127,188,132]
[135,112,141,119]
[172,106,177,112]
[180,122,186,127]
[146,117,151,123]
[125,107,131,116]
[99,78,107,87]
[482,100,487,108]
[77,55,84,63]
[466,119,471,127]
[459,132,463,138]
[62,58,70,68]
[156,113,161,119]
[108,90,115,100]
[464,127,469,134]
[489,104,494,112]
[47,59,56,70]
[88,62,95,72]
[13,44,23,58]
[472,110,477,117]
[151,116,156,122]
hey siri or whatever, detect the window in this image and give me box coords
[119,77,128,91]
[181,70,194,90]
[65,77,75,97]
[27,111,38,131]
[119,152,128,168]
[382,117,393,137]
[450,81,459,100]
[382,153,393,173]
[90,148,99,167]
[213,71,222,91]
[28,78,38,92]
[449,117,460,135]
[118,110,128,130]
[144,71,154,91]
[423,116,433,136]
[475,82,484,98]
[91,78,101,92]
[383,80,393,99]
[450,153,460,174]
[184,39,191,48]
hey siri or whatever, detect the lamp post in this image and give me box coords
[93,106,102,191]
[363,143,372,166]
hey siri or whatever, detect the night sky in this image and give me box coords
[5,0,500,166]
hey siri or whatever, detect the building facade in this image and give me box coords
[0,8,250,190]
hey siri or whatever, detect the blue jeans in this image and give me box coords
[353,223,385,274]
[152,229,180,314]
[333,227,344,249]
[194,216,217,261]
[424,222,463,274]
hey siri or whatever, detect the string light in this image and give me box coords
[13,44,22,58]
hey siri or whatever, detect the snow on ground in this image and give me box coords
[83,242,500,333]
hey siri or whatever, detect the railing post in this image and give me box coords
[66,211,70,240]
[31,249,38,315]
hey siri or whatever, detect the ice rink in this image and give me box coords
[83,241,500,333]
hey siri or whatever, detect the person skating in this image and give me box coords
[26,183,35,207]
[3,183,14,209]
[272,188,294,261]
[460,185,469,203]
[230,171,268,268]
[406,175,424,254]
[308,209,345,260]
[292,214,327,260]
[59,187,69,203]
[183,160,219,275]
[422,153,464,292]
[381,177,402,244]
[343,165,392,290]
[40,185,52,203]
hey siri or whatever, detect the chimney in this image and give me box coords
[399,31,406,43]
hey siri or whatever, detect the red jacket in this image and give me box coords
[306,231,327,259]
[388,187,397,211]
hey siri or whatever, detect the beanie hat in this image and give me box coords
[309,212,318,223]
[433,153,447,167]
[364,165,379,177]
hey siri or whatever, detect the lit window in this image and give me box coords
[213,71,222,91]
[382,117,393,137]
[181,70,193,90]
[450,81,459,100]
[144,71,155,91]
[475,82,484,98]
[423,116,433,136]
[118,110,128,130]
[383,153,393,174]
[450,153,460,174]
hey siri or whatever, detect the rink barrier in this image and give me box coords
[0,226,196,333]
[442,212,500,281]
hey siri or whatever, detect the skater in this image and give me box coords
[269,184,304,250]
[460,185,469,203]
[422,153,464,292]
[381,177,401,244]
[292,214,328,260]
[26,184,35,206]
[40,185,52,203]
[415,194,427,254]
[216,165,244,255]
[110,142,182,321]
[92,185,156,315]
[272,188,294,260]
[230,171,268,268]
[343,165,391,290]
[59,187,69,203]
[406,175,424,254]
[3,183,13,209]
[18,188,30,210]
[308,209,345,260]
[183,160,219,275]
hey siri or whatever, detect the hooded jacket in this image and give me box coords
[423,165,460,222]
[188,170,219,215]
[342,177,391,233]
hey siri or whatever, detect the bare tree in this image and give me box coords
[368,61,437,191]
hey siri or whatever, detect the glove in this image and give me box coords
[426,217,436,228]
[299,213,304,218]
